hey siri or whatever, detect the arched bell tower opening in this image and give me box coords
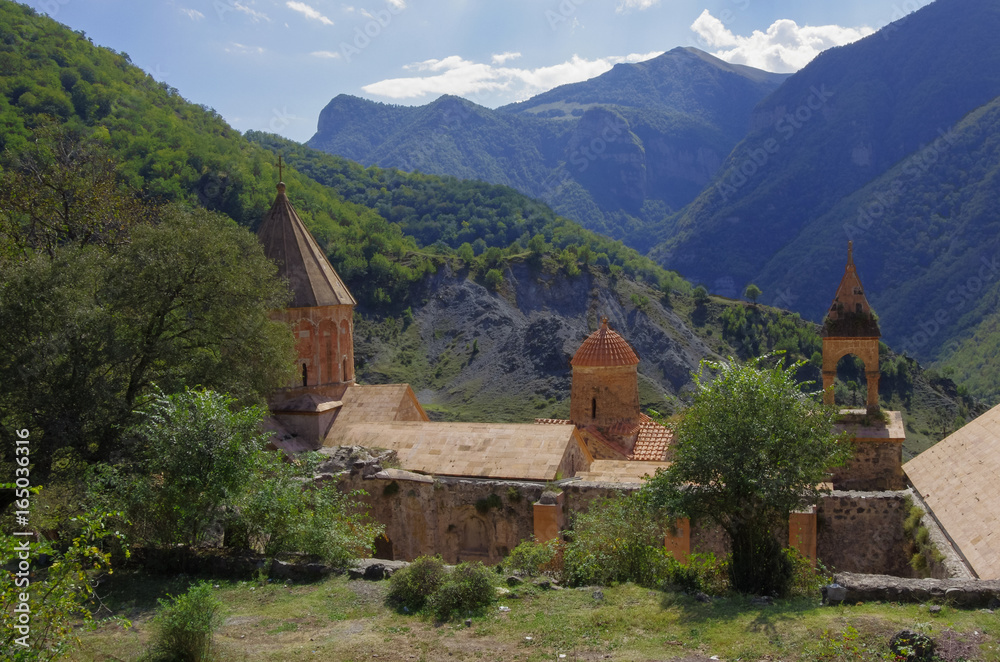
[821,241,881,415]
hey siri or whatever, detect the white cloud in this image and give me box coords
[286,1,334,26]
[386,0,406,9]
[233,2,270,22]
[362,51,663,101]
[616,0,660,13]
[225,42,266,55]
[491,52,521,65]
[691,9,873,73]
[180,7,205,21]
[311,50,341,59]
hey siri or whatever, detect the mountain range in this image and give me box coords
[308,0,1000,402]
[307,47,788,251]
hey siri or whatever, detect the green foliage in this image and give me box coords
[692,285,709,303]
[562,492,668,588]
[150,582,223,662]
[474,493,503,514]
[503,537,557,577]
[427,562,495,622]
[663,552,729,596]
[484,268,504,290]
[643,356,851,596]
[1,509,128,661]
[0,200,295,478]
[115,388,271,547]
[744,283,761,304]
[387,555,446,611]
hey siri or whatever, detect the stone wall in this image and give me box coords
[817,491,911,576]
[343,473,919,578]
[832,442,904,491]
[834,573,1000,606]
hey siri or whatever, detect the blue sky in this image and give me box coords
[24,0,930,142]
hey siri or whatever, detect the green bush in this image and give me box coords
[387,555,446,611]
[150,583,224,662]
[504,537,557,577]
[562,493,668,588]
[428,562,495,621]
[785,549,832,598]
[664,553,730,595]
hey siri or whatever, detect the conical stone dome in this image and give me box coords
[571,318,639,367]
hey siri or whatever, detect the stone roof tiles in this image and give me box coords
[571,318,639,367]
[630,414,675,462]
[257,182,356,308]
[905,403,1000,579]
[576,460,671,484]
[823,241,880,337]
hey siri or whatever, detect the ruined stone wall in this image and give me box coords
[817,491,911,576]
[340,473,545,564]
[343,474,916,578]
[832,442,904,491]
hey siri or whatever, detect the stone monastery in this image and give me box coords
[258,181,997,579]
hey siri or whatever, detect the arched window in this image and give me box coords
[343,357,349,382]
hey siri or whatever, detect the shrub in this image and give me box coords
[387,555,446,611]
[484,268,503,290]
[150,582,224,662]
[504,537,557,576]
[474,493,502,514]
[428,562,495,621]
[785,549,832,598]
[562,492,668,588]
[664,553,729,595]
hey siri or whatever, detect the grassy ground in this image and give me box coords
[74,570,999,661]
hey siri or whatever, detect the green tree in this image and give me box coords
[643,356,851,596]
[484,268,503,291]
[692,285,709,303]
[117,388,270,546]
[744,283,762,305]
[1,509,128,661]
[0,205,295,476]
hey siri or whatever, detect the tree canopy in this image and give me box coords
[643,355,851,596]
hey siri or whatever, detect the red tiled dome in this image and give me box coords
[571,318,639,367]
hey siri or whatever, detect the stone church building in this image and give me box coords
[255,181,996,577]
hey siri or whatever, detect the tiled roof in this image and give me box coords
[535,418,573,425]
[257,183,356,308]
[576,460,670,484]
[571,318,639,367]
[629,413,675,462]
[323,421,584,481]
[905,403,1000,579]
[823,241,880,337]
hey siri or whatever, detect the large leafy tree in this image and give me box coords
[0,201,295,476]
[643,356,851,596]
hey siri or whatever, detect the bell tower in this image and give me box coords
[821,241,881,415]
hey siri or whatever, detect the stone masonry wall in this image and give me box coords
[817,491,911,576]
[832,441,905,491]
[342,473,917,578]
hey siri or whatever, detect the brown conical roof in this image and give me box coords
[571,318,639,367]
[257,182,356,308]
[823,241,880,337]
